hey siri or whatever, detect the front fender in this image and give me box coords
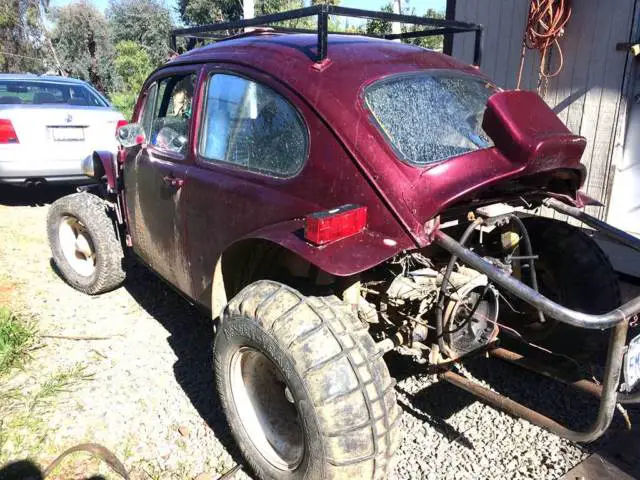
[92,150,119,193]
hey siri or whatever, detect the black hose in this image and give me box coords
[507,214,546,325]
[436,218,483,352]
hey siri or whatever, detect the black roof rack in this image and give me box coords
[171,5,484,66]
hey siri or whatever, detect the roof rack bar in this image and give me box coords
[171,4,484,66]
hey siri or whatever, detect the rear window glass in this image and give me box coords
[0,81,107,107]
[364,73,496,166]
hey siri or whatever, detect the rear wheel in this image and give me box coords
[215,280,400,480]
[47,192,125,294]
[515,216,620,356]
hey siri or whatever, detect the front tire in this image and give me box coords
[47,192,125,295]
[215,280,400,480]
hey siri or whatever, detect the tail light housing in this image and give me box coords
[115,119,128,136]
[0,119,19,144]
[305,204,367,245]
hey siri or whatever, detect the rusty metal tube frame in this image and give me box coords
[490,347,640,405]
[440,321,629,442]
[434,230,640,329]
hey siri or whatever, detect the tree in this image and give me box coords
[51,1,115,93]
[107,0,173,66]
[366,3,445,51]
[0,0,48,72]
[111,40,152,119]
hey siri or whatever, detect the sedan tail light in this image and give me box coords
[0,119,19,144]
[116,119,128,136]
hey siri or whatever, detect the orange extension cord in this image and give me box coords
[516,0,572,92]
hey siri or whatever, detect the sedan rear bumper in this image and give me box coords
[0,157,92,184]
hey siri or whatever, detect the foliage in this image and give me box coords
[178,0,341,29]
[50,0,116,93]
[366,2,445,51]
[0,307,35,376]
[0,0,49,72]
[114,40,152,92]
[112,40,152,118]
[106,0,173,66]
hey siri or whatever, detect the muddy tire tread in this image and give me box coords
[221,280,401,479]
[47,192,125,295]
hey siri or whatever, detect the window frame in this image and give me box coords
[140,68,200,162]
[195,69,310,179]
[362,69,497,169]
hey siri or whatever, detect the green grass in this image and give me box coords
[0,307,35,376]
[30,363,94,412]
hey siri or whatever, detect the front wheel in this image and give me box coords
[47,192,126,295]
[215,281,400,480]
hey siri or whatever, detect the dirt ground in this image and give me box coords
[1,185,639,480]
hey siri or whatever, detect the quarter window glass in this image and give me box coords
[200,74,307,177]
[365,73,495,166]
[149,73,197,155]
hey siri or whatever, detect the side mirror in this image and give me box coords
[117,123,146,148]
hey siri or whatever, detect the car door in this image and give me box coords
[182,67,320,306]
[123,66,200,293]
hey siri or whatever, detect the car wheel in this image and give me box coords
[215,280,400,480]
[47,192,126,295]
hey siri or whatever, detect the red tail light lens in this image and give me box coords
[305,204,367,245]
[0,119,19,144]
[115,119,128,136]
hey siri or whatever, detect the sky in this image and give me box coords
[49,0,447,18]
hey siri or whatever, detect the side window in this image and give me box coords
[199,74,308,177]
[140,83,157,139]
[148,72,197,155]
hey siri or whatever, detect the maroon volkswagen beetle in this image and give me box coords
[47,6,640,479]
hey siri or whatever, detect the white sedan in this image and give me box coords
[0,74,125,185]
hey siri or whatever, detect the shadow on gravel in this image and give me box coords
[122,263,248,474]
[462,354,640,479]
[386,354,476,449]
[0,184,76,206]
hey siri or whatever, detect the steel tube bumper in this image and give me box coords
[434,206,640,441]
[434,230,640,329]
[441,321,629,442]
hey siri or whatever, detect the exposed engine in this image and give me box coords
[358,209,530,364]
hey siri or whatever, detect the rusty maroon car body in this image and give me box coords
[117,33,585,310]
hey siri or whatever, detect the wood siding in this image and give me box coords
[452,0,637,220]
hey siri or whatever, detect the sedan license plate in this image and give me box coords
[51,127,84,141]
[624,333,640,391]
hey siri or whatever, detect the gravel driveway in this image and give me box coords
[0,186,638,480]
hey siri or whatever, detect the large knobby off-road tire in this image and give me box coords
[517,216,621,356]
[47,192,125,295]
[214,280,401,480]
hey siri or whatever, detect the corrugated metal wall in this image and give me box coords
[452,0,637,220]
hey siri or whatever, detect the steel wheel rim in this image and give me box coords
[58,215,96,277]
[229,346,304,471]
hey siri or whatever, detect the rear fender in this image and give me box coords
[210,218,412,316]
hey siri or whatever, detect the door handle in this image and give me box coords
[162,175,184,189]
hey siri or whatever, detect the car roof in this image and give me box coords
[169,33,479,100]
[0,73,89,85]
